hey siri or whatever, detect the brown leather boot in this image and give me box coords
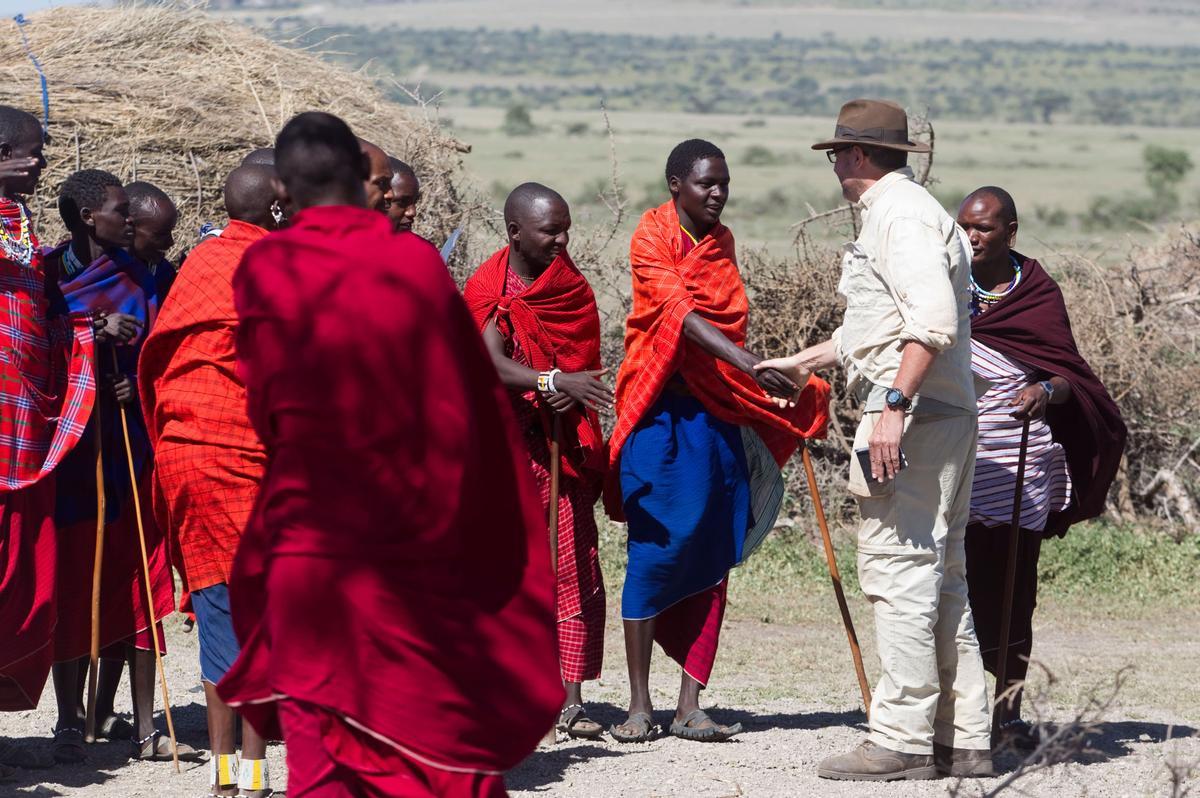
[817,740,938,781]
[933,742,996,777]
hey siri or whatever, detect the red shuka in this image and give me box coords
[216,206,563,775]
[139,220,269,593]
[607,201,831,515]
[0,199,96,709]
[463,246,605,482]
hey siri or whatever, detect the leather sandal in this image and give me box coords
[52,727,86,764]
[609,712,658,743]
[668,709,742,742]
[557,704,604,740]
[131,731,204,762]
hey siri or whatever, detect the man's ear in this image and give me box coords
[271,176,289,208]
[667,175,681,198]
[1008,221,1019,248]
[506,219,521,247]
[358,152,371,182]
[80,205,96,230]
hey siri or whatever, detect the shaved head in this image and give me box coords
[961,185,1018,226]
[241,148,275,167]
[274,112,367,211]
[358,138,393,213]
[504,182,570,274]
[224,164,278,228]
[503,182,567,229]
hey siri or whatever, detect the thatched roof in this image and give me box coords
[0,3,476,254]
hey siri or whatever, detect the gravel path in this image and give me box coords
[2,597,1195,796]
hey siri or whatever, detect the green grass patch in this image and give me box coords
[1038,521,1200,603]
[599,515,1200,618]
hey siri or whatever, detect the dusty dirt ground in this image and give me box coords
[2,591,1196,797]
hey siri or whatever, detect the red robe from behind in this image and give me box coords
[216,206,563,776]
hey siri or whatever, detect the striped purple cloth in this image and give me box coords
[969,339,1071,532]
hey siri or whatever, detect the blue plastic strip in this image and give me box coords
[13,14,50,135]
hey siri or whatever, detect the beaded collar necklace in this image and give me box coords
[0,200,37,267]
[970,254,1021,315]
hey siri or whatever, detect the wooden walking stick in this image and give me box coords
[84,357,106,744]
[801,442,872,720]
[541,414,564,746]
[993,418,1031,738]
[111,349,180,772]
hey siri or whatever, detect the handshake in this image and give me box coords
[749,339,836,408]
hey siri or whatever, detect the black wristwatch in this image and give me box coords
[885,388,912,412]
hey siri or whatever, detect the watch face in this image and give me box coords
[886,389,903,407]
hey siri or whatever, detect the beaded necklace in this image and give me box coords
[0,199,37,267]
[970,254,1021,316]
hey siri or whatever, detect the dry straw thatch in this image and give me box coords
[0,2,476,253]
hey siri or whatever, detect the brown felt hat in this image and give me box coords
[812,98,931,154]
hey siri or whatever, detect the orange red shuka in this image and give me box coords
[609,199,831,491]
[138,219,270,594]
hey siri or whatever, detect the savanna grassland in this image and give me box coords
[233,1,1200,257]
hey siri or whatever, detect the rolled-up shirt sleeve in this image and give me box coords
[831,324,846,367]
[878,216,959,351]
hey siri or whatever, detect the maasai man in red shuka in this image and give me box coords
[957,186,1126,750]
[139,164,281,797]
[608,139,831,744]
[465,183,611,741]
[0,106,96,776]
[216,112,562,797]
[45,169,197,764]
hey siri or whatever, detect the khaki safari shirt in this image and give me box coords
[832,167,978,413]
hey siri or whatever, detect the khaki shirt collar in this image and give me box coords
[858,166,916,210]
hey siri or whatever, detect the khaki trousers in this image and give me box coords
[851,411,992,755]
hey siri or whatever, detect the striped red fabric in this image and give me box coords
[0,199,96,491]
[470,259,606,682]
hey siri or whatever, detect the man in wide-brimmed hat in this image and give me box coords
[759,99,993,781]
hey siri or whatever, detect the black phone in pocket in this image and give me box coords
[855,446,908,478]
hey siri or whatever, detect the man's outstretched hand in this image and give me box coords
[754,353,812,399]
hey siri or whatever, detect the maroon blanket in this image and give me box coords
[971,253,1127,536]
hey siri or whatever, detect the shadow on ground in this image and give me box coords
[2,700,211,796]
[993,719,1198,774]
[507,702,866,792]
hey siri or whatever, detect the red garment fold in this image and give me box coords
[971,254,1127,537]
[216,206,563,776]
[52,471,172,661]
[139,220,269,592]
[463,247,605,482]
[606,201,831,518]
[0,481,57,710]
[655,579,727,688]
